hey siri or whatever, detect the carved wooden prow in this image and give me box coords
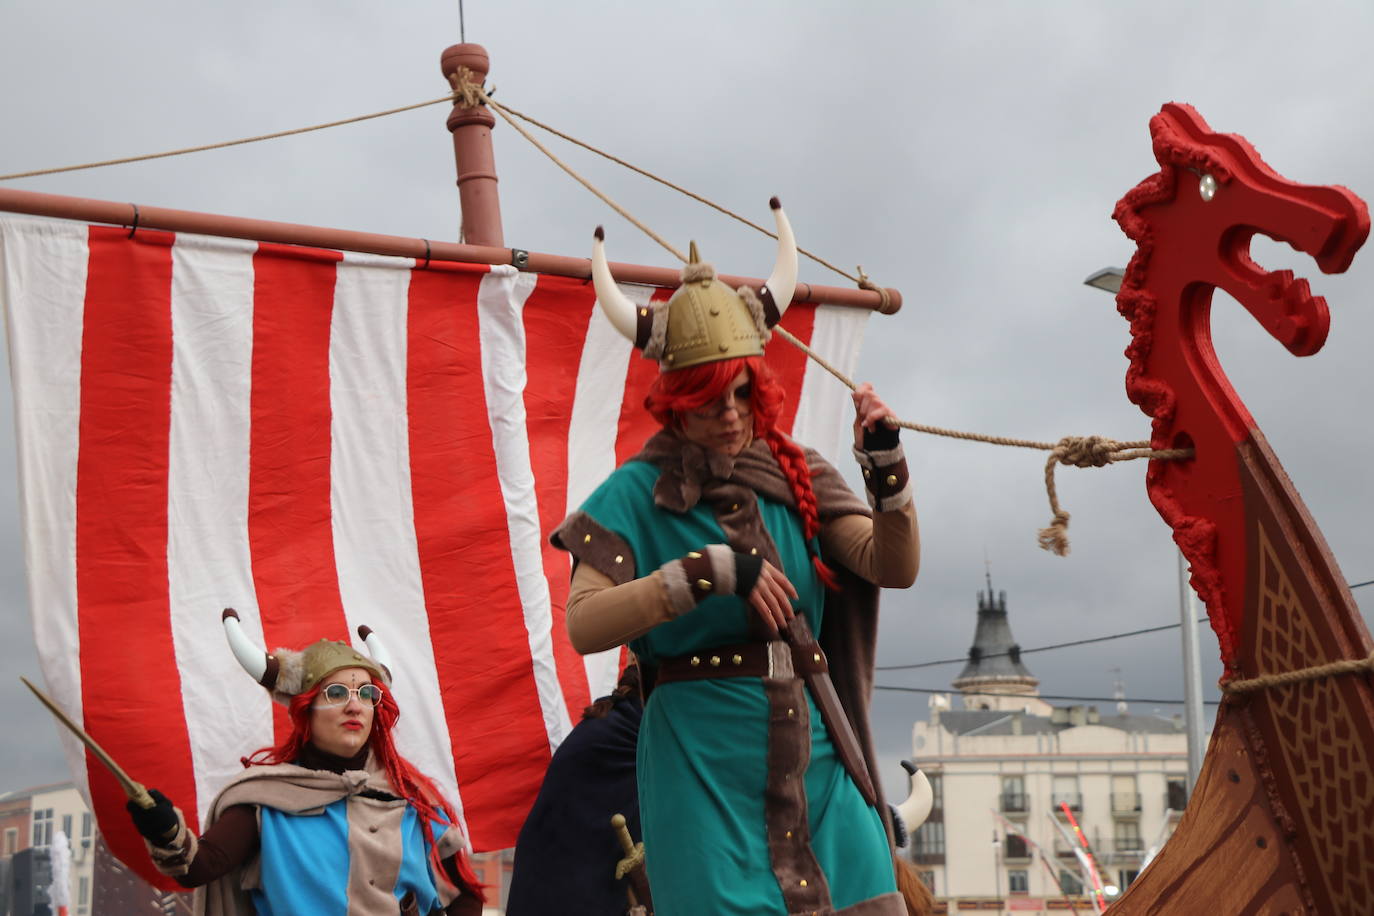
[1109,103,1373,914]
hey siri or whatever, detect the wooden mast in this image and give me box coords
[440,43,504,247]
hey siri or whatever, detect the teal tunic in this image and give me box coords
[577,460,896,915]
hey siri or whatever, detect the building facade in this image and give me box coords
[906,586,1192,914]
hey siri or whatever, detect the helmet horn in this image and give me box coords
[591,226,641,343]
[356,625,395,685]
[221,608,279,689]
[761,197,798,327]
[896,760,934,832]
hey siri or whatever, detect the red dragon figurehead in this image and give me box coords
[1112,102,1368,667]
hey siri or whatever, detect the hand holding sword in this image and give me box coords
[20,676,181,843]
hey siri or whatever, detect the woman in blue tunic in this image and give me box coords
[552,202,920,916]
[125,613,486,916]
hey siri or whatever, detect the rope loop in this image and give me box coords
[855,265,892,312]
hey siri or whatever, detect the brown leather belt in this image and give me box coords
[654,639,827,685]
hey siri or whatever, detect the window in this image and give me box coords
[1059,869,1084,896]
[1118,869,1140,890]
[1112,775,1141,813]
[1114,821,1143,855]
[912,820,946,862]
[3,827,16,855]
[79,875,90,905]
[1166,778,1188,811]
[1052,774,1082,812]
[81,811,92,842]
[62,813,73,839]
[918,870,937,895]
[926,773,944,820]
[32,807,53,847]
[1008,869,1029,894]
[1005,833,1031,859]
[1001,775,1028,813]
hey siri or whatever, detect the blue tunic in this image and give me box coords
[252,799,442,915]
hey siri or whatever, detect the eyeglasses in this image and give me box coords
[315,683,384,707]
[688,384,753,419]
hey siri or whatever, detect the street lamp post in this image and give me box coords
[1084,267,1207,790]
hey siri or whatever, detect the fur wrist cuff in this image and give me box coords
[853,444,912,512]
[661,544,746,614]
[146,809,198,877]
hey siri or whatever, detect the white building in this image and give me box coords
[2,781,97,916]
[906,585,1193,914]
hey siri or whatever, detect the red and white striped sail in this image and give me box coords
[0,215,870,887]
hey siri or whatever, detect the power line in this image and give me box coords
[877,576,1374,673]
[873,684,1220,706]
[875,619,1206,672]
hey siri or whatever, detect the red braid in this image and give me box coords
[646,356,840,591]
[244,679,486,904]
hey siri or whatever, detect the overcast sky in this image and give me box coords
[2,1,1373,808]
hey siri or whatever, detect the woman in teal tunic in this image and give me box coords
[552,205,920,916]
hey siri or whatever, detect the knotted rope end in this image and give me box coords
[1037,511,1071,557]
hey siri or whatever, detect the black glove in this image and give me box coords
[862,421,900,452]
[126,789,180,845]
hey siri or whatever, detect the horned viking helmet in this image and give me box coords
[221,608,394,707]
[591,198,799,371]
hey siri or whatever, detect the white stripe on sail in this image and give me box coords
[566,283,651,699]
[477,266,573,750]
[0,216,92,797]
[791,304,872,468]
[166,233,271,825]
[330,251,466,821]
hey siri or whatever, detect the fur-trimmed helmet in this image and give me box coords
[221,609,393,707]
[590,198,799,371]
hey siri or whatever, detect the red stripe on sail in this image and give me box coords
[615,288,672,465]
[521,274,597,715]
[247,244,349,742]
[76,226,192,889]
[766,302,817,436]
[407,263,551,849]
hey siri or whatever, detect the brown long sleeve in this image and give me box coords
[819,499,920,588]
[174,804,260,888]
[566,565,677,654]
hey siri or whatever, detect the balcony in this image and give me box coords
[1051,792,1082,814]
[1101,838,1146,864]
[1111,792,1143,816]
[1000,792,1029,814]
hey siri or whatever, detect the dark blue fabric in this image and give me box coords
[506,692,644,916]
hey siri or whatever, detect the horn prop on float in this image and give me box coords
[760,196,798,327]
[221,608,279,689]
[356,625,395,684]
[590,225,643,345]
[896,759,934,832]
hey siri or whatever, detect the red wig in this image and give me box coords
[646,356,839,590]
[244,679,485,903]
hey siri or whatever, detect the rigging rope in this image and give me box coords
[0,96,458,183]
[0,71,1195,555]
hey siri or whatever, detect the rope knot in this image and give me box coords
[855,265,892,312]
[1052,435,1120,468]
[447,66,487,109]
